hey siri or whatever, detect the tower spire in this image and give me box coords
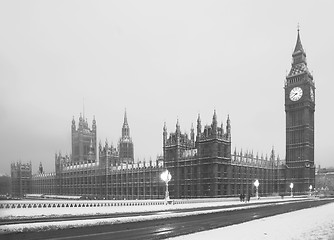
[119,109,134,164]
[123,108,128,127]
[293,26,304,55]
[287,27,311,77]
[122,109,130,138]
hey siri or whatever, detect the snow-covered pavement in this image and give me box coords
[169,201,334,240]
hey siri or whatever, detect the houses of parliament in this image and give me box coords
[11,30,316,199]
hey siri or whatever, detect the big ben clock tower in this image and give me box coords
[285,29,315,194]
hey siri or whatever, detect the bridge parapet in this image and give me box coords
[0,198,232,209]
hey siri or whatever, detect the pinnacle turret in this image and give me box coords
[226,115,231,140]
[212,110,217,124]
[190,123,195,144]
[39,162,43,174]
[212,110,217,133]
[78,113,83,129]
[176,119,180,134]
[163,122,167,132]
[197,114,201,137]
[163,122,167,146]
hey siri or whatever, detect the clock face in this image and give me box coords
[310,88,315,102]
[289,87,303,101]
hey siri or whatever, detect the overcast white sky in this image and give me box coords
[1,0,333,175]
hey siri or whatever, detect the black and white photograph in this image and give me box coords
[1,1,334,239]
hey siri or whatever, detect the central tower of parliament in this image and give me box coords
[11,30,315,199]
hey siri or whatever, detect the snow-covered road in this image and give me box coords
[0,196,300,220]
[1,197,333,239]
[170,201,334,240]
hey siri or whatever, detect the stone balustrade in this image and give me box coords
[0,198,231,209]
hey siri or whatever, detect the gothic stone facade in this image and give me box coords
[163,112,286,199]
[30,112,165,200]
[11,162,32,198]
[12,30,315,199]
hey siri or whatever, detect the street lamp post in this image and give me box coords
[161,170,172,202]
[254,179,259,199]
[309,185,313,197]
[290,183,294,197]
